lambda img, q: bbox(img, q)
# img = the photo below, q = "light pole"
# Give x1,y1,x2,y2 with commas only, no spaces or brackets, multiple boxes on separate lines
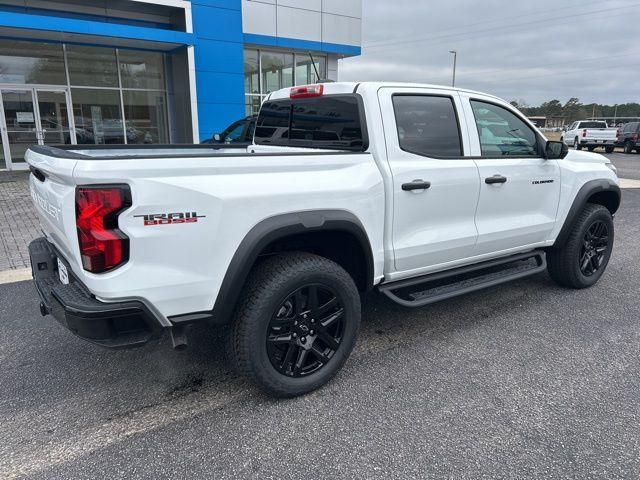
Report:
449,50,457,87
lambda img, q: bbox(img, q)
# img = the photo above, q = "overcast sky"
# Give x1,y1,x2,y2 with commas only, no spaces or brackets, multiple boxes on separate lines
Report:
338,0,640,106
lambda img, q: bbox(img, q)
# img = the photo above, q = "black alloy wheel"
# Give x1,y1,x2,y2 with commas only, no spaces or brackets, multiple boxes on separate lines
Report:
230,252,361,397
266,284,345,378
547,203,614,289
579,220,610,277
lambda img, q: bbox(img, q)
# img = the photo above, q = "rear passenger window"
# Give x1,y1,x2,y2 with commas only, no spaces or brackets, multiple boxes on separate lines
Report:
392,95,462,158
470,100,538,157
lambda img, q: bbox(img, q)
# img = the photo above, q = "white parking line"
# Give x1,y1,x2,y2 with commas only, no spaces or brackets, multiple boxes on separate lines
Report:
0,268,32,285
620,178,640,189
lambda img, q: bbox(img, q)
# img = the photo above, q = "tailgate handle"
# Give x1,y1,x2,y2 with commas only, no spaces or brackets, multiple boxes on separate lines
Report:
29,166,46,182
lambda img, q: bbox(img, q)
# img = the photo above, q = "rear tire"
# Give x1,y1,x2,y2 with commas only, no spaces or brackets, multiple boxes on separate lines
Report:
624,141,634,154
230,252,361,397
547,204,614,289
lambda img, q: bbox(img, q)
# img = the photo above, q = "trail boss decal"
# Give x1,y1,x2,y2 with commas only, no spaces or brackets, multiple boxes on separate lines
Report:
134,212,206,226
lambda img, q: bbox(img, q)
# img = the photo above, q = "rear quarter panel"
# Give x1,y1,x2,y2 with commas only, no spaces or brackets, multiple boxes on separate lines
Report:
71,153,385,318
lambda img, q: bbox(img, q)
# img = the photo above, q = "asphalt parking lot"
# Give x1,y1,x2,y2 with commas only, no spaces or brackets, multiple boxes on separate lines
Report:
606,151,640,180
1,158,640,479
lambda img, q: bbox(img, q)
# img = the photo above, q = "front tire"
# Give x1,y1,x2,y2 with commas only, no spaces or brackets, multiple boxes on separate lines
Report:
230,252,361,397
547,204,614,289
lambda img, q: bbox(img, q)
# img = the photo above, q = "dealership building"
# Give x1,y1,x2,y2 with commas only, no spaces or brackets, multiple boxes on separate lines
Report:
0,0,362,170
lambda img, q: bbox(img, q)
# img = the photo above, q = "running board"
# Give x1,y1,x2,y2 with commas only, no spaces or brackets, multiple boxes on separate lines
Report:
379,251,547,308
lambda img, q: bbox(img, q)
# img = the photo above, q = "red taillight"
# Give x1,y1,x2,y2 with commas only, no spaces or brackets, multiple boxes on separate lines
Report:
76,186,131,273
582,129,587,138
290,84,324,99
616,128,621,139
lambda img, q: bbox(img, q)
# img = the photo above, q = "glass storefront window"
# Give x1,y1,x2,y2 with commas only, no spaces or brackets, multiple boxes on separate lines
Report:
296,56,326,85
119,50,165,90
66,45,118,87
123,90,169,144
245,95,262,116
71,88,125,144
244,49,260,95
0,40,171,165
261,51,294,95
245,48,327,116
0,40,66,85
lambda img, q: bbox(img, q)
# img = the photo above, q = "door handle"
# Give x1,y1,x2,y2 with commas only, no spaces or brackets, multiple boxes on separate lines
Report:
485,175,507,184
402,180,431,191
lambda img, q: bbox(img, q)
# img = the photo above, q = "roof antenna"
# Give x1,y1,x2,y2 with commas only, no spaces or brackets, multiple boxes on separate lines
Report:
307,52,334,83
308,52,321,80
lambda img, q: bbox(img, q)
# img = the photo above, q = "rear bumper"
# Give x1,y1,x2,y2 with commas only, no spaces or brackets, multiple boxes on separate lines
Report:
28,237,165,349
579,139,616,147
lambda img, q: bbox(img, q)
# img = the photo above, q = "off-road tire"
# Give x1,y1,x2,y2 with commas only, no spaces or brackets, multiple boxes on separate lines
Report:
547,203,614,289
230,252,361,397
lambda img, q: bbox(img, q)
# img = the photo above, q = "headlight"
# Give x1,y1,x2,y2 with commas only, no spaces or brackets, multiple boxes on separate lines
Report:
606,163,617,174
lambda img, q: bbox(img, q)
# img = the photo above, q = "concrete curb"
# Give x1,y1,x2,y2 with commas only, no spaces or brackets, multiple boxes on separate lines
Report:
620,178,640,189
0,268,32,285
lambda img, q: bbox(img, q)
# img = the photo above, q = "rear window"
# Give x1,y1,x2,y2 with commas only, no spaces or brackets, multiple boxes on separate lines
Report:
579,121,608,129
255,95,366,151
393,95,462,158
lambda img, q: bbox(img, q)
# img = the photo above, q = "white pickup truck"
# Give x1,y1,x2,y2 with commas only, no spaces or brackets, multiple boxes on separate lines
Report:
26,82,621,397
561,120,618,153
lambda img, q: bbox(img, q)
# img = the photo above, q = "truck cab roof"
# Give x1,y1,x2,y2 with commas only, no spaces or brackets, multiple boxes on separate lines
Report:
267,81,503,103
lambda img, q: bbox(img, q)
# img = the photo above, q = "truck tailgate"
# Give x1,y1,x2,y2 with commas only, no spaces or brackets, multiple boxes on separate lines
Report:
26,149,80,269
586,129,617,141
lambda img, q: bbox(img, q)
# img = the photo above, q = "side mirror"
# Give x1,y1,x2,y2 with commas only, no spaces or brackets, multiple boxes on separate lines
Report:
545,140,568,160
213,133,222,142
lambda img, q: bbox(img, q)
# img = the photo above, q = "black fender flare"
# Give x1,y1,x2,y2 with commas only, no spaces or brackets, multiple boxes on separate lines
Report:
553,179,621,248
206,210,374,325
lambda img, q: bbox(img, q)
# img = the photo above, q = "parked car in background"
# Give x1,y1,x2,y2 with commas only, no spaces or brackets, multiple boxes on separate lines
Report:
616,121,640,154
561,121,618,153
202,116,256,145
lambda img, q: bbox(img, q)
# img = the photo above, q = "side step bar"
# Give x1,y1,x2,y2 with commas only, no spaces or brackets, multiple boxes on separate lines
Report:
379,251,547,308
